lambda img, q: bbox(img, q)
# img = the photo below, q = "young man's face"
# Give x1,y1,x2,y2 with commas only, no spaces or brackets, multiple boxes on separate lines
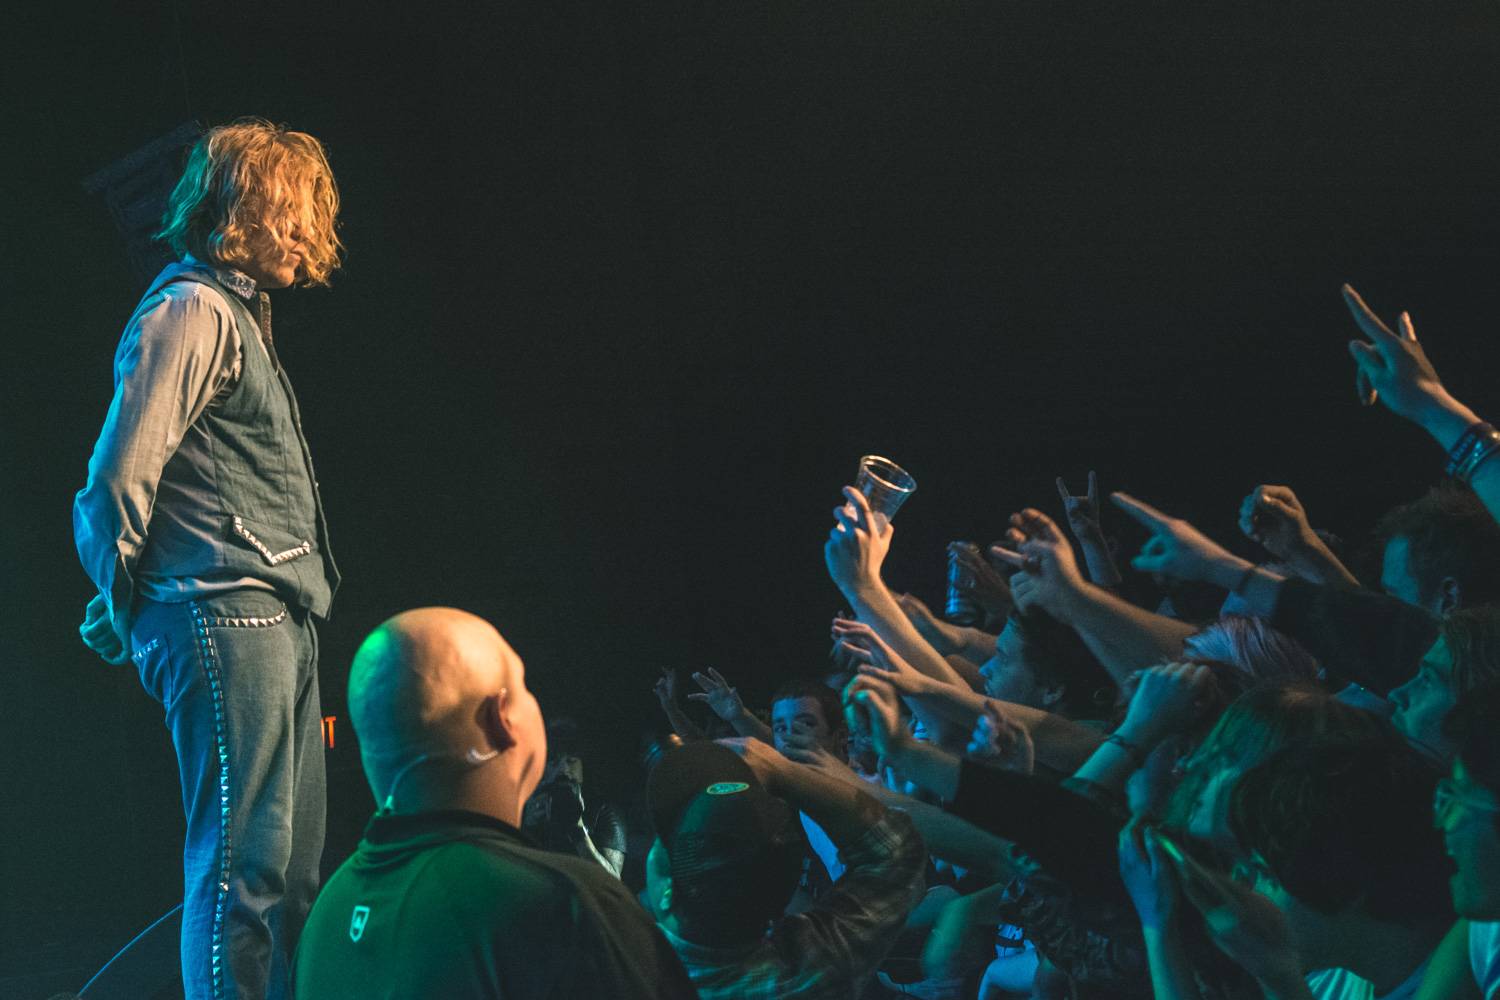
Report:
1437,758,1500,919
1389,637,1458,761
978,621,1055,709
771,697,838,756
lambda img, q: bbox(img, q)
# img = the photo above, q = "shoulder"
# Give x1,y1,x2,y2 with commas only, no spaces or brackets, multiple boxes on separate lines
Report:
122,277,241,361
143,278,238,327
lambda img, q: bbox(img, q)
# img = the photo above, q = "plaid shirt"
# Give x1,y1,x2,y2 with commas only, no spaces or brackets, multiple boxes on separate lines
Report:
659,810,926,1000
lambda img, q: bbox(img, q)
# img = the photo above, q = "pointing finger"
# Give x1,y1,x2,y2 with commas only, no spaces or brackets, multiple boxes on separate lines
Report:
1341,284,1398,342
1110,491,1171,529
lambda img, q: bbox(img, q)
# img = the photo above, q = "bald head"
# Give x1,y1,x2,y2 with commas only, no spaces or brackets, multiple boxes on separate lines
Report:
349,608,542,810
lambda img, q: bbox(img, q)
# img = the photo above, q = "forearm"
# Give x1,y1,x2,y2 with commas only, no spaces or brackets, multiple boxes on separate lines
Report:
776,756,891,844
1071,733,1147,795
1281,538,1361,591
943,654,985,693
949,627,1000,667
945,758,1127,903
907,678,1105,773
1417,393,1500,529
899,676,985,749
1269,577,1438,694
848,581,973,690
1141,924,1205,1000
658,701,706,741
727,709,774,743
1075,529,1123,589
1056,583,1196,688
863,783,1019,880
885,737,963,802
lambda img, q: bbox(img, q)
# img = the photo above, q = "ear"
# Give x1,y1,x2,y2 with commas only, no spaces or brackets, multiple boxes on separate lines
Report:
1438,576,1462,616
478,689,517,754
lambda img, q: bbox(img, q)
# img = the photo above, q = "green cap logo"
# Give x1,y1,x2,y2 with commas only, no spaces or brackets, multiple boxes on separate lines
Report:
706,781,750,796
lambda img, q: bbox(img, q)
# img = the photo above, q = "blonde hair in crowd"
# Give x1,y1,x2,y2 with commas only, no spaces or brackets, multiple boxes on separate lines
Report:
157,118,343,286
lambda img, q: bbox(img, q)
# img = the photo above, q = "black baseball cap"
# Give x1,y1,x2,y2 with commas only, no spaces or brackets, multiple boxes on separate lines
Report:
647,743,802,929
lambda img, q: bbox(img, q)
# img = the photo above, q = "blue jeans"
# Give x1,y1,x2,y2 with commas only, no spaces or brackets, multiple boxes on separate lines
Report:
132,589,325,1000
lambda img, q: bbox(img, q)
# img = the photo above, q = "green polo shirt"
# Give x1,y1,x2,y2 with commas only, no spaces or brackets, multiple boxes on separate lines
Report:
294,809,698,999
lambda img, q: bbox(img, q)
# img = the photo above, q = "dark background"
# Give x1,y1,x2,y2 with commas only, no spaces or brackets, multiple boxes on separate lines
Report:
3,1,1500,994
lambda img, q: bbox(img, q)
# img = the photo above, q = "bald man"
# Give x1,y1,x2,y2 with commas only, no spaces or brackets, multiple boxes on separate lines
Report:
293,608,698,999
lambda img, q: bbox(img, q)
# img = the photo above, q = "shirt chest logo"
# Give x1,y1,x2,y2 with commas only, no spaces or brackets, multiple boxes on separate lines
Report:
349,905,371,942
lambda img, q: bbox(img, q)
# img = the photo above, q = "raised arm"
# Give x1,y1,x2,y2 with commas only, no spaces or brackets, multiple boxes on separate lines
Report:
1057,471,1124,588
1238,484,1360,590
895,592,999,667
824,486,973,692
991,507,1193,689
1344,284,1500,528
653,668,707,742
685,668,773,743
838,628,1104,772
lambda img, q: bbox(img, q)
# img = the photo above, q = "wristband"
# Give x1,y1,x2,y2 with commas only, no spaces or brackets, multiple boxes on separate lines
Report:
1446,421,1500,483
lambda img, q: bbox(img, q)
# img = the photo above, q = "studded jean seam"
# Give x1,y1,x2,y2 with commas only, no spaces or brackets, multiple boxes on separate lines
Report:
190,601,232,1000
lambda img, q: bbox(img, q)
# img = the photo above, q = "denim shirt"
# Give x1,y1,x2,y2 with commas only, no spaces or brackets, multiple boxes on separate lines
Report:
74,256,338,620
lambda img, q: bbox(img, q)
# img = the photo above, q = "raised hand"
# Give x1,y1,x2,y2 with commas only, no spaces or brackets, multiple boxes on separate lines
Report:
780,721,847,772
1056,471,1104,539
1237,485,1317,559
653,667,680,708
825,486,895,601
988,507,1088,616
842,674,910,764
1110,492,1244,587
687,667,748,722
948,542,1013,618
1117,820,1179,930
833,616,929,695
1342,284,1449,422
966,700,1035,774
1117,662,1215,746
80,593,130,665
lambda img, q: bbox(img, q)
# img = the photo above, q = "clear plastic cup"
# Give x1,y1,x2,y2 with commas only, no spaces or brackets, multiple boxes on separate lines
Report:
855,455,916,527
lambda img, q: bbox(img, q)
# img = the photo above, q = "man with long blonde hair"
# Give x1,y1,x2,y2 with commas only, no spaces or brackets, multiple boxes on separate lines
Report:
74,118,344,1000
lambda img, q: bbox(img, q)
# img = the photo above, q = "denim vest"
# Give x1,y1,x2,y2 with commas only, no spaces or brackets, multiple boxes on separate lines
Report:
133,266,340,617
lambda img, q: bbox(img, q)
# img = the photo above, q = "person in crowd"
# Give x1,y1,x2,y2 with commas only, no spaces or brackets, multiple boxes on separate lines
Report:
293,608,698,999
74,119,344,1000
1120,731,1452,1000
644,737,925,999
521,717,629,878
1375,483,1500,616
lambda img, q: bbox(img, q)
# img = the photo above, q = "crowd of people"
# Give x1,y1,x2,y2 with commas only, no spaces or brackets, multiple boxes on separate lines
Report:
295,282,1500,998
71,120,1500,999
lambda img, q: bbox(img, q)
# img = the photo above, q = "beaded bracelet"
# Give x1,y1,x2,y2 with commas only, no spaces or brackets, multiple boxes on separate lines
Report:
1446,422,1500,483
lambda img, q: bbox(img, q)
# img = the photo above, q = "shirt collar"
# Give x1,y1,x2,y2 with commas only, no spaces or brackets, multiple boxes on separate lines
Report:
182,253,258,300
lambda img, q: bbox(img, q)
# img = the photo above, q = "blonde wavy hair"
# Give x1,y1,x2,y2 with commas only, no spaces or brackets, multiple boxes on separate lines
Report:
157,118,343,286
